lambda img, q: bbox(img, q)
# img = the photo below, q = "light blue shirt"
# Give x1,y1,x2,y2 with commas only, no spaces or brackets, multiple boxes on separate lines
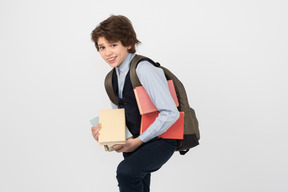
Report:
112,53,180,143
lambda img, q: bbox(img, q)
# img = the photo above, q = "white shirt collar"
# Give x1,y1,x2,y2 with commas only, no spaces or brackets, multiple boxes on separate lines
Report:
116,53,135,74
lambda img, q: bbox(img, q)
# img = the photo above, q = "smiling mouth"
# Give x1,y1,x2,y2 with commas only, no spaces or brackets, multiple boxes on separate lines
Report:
107,56,117,63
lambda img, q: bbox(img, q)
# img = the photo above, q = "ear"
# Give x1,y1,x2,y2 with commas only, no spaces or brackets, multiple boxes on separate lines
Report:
127,45,132,50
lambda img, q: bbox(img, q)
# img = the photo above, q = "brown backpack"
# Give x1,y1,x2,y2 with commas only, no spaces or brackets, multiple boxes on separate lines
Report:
105,55,200,155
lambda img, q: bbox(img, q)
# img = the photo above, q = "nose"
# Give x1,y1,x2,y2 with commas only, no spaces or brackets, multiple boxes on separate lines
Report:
105,47,112,56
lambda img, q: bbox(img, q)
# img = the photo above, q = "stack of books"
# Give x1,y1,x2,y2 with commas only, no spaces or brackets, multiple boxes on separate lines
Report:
134,80,184,140
90,109,132,152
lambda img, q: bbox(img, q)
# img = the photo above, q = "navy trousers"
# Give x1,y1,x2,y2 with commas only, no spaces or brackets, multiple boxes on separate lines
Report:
116,138,177,192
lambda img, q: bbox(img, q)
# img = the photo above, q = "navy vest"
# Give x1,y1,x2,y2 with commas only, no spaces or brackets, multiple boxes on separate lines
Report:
112,69,141,137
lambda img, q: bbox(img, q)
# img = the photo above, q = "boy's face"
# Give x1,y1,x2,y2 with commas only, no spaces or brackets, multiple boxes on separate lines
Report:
97,36,131,68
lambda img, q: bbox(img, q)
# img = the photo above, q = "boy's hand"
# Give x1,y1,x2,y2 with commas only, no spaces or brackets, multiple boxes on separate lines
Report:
113,137,143,153
91,123,101,141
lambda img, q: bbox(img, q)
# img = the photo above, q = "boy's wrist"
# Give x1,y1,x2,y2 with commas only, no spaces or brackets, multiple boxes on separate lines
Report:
134,137,144,147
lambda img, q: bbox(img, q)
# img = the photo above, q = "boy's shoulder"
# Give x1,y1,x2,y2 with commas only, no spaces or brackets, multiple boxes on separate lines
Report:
135,59,159,73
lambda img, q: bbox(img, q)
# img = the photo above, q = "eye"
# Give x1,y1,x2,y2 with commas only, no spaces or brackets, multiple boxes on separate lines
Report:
99,46,105,50
111,44,117,47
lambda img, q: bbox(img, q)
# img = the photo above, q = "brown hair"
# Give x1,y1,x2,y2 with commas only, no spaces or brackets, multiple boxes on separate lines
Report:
91,15,141,53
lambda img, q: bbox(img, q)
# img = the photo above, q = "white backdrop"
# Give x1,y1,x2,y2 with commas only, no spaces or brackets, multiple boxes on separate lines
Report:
1,0,287,191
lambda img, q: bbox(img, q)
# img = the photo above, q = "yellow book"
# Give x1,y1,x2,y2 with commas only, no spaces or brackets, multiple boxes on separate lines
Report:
98,109,126,145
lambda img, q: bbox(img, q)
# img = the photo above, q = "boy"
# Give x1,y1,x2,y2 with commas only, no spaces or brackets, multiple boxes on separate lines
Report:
91,15,180,192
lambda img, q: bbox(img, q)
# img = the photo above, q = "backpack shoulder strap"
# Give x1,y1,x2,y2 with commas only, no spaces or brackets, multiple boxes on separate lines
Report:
130,54,160,89
104,68,118,106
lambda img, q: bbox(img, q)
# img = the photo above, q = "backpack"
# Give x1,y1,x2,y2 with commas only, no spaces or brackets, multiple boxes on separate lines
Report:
105,55,200,155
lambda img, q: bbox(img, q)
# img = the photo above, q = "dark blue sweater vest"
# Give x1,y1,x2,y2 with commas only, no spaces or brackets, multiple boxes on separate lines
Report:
112,69,141,137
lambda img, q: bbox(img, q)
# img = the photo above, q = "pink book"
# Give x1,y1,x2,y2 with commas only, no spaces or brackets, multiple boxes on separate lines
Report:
133,80,179,115
140,111,184,139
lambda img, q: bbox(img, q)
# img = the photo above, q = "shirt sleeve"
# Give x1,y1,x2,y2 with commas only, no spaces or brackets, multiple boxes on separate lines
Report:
136,60,180,143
